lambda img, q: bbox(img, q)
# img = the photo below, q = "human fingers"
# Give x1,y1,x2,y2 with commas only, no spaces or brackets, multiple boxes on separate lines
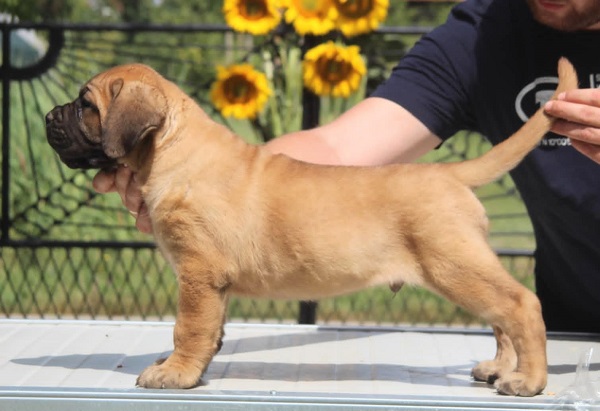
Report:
113,165,144,213
570,137,600,165
550,118,600,147
113,166,152,232
549,116,600,164
135,203,153,234
113,164,133,199
544,90,600,129
545,90,600,163
92,168,117,193
555,88,600,107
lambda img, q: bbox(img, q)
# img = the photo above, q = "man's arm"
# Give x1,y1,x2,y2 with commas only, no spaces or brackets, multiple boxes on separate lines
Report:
266,97,442,166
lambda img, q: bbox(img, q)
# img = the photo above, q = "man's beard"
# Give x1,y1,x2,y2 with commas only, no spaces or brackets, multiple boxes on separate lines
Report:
526,0,600,31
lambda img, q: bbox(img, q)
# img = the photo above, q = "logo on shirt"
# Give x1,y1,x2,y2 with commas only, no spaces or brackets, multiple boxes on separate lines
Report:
514,76,569,151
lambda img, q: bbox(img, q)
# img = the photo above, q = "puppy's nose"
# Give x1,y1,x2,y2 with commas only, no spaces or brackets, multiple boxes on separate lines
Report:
45,106,63,125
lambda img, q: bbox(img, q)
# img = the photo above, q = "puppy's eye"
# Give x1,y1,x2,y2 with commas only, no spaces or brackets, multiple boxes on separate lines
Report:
78,88,96,110
81,97,94,109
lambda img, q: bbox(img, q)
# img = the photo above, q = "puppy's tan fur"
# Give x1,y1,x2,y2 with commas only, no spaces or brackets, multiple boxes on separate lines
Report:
76,59,577,395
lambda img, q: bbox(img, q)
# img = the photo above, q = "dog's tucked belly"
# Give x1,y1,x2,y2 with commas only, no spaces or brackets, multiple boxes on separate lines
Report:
226,258,421,300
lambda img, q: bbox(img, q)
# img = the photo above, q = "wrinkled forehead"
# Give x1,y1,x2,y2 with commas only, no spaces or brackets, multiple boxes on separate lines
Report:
92,64,159,84
81,64,160,97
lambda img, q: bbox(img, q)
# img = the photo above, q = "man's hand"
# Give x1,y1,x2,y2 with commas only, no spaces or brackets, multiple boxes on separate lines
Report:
545,89,600,164
92,166,153,234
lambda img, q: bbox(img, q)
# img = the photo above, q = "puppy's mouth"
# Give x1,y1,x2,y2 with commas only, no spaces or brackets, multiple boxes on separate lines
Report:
59,154,117,170
45,104,117,170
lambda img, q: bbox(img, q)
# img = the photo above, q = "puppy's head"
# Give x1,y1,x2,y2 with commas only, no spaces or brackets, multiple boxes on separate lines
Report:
45,64,167,169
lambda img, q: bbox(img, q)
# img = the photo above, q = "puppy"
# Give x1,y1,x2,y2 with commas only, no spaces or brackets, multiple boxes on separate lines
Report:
45,58,578,395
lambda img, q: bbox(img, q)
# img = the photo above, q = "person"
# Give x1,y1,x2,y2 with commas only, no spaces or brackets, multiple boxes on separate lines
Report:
93,0,600,333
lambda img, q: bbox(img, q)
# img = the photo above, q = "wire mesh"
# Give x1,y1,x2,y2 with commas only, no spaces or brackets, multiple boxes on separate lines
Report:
0,22,535,325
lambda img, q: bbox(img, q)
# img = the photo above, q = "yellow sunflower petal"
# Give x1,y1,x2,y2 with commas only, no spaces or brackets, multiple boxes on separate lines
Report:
223,0,282,35
302,41,366,97
282,0,337,36
333,0,388,37
211,64,272,120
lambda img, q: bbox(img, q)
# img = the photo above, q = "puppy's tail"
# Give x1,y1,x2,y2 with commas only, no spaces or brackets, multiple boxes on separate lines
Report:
447,57,578,188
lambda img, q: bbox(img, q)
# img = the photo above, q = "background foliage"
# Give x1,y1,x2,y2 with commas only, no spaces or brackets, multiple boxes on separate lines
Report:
1,0,453,27
0,1,535,325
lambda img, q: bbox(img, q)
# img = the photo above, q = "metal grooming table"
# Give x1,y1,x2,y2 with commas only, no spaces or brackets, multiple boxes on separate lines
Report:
0,319,599,410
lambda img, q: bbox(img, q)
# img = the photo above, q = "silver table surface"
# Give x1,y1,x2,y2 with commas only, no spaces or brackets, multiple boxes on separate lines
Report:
1,319,599,410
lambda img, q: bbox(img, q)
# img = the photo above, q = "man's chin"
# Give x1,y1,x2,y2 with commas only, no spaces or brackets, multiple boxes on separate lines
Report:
527,0,600,32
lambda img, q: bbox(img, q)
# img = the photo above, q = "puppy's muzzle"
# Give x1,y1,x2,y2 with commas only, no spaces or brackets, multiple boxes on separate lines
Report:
45,105,116,170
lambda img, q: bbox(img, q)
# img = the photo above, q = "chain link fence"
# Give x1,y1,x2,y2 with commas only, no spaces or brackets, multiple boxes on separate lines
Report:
0,21,535,326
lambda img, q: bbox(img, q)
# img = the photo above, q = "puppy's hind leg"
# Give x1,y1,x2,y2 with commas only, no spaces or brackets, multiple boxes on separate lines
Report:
472,325,517,384
488,286,547,397
424,243,546,396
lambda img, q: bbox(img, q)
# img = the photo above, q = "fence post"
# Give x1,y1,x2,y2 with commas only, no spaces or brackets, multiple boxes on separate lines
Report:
297,35,321,325
1,25,11,244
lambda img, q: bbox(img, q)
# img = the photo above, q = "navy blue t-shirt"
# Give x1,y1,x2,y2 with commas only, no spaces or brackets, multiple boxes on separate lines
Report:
372,0,600,332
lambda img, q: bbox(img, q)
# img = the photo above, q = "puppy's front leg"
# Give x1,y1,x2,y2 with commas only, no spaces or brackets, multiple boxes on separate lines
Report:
136,271,228,389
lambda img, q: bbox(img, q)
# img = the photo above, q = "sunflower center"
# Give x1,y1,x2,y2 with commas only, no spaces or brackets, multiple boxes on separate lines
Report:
334,0,374,19
291,0,324,17
239,0,269,20
316,55,352,84
223,75,258,104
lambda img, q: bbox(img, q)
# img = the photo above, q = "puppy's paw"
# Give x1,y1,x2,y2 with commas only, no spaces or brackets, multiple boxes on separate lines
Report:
136,357,204,389
472,359,514,384
494,372,545,397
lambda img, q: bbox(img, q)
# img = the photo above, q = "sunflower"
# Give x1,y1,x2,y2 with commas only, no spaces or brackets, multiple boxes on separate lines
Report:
223,0,282,35
302,41,366,97
332,0,389,37
210,64,272,119
282,0,337,36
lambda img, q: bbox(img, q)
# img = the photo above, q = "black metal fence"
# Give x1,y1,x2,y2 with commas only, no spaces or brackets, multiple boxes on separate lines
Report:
0,21,535,325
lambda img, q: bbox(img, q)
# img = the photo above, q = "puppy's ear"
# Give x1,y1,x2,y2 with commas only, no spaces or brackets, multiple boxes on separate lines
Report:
102,78,167,158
